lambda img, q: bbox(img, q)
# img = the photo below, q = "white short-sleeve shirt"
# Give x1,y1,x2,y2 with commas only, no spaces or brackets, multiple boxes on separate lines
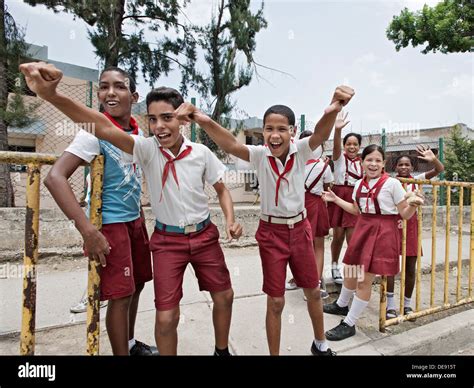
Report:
247,137,314,217
304,156,334,196
333,153,363,186
126,135,226,226
400,172,426,192
352,176,406,215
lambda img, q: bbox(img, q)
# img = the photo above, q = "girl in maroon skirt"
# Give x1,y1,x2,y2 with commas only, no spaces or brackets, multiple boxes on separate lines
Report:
386,145,445,319
321,145,424,341
328,111,363,284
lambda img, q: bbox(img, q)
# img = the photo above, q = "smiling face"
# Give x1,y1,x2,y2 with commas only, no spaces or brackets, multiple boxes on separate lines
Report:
147,100,184,150
344,135,360,159
395,156,413,177
97,70,137,124
362,150,385,179
263,113,293,160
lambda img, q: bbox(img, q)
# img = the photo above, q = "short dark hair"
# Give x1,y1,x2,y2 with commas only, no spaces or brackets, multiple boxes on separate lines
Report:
298,130,313,139
394,154,413,166
263,105,295,126
299,130,325,152
361,144,385,160
343,132,362,146
146,87,184,110
100,67,136,93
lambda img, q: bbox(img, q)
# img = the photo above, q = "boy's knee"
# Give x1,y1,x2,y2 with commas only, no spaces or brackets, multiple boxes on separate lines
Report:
156,310,180,335
213,289,234,307
267,296,285,315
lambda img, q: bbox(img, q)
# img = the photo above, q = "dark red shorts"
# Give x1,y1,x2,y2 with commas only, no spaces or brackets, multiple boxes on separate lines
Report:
328,185,358,228
305,192,330,237
150,222,231,311
98,217,152,301
255,218,319,297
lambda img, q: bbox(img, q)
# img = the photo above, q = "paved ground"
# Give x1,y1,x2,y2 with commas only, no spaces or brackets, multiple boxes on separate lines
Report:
0,230,472,355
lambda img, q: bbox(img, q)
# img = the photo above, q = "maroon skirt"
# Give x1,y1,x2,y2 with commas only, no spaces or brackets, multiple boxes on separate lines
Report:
343,213,400,276
397,212,422,257
305,192,330,237
328,185,358,228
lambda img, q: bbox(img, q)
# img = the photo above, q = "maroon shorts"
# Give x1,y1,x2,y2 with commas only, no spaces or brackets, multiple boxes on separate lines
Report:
305,192,330,237
343,214,400,276
328,185,358,228
255,218,319,297
97,217,152,301
150,222,231,311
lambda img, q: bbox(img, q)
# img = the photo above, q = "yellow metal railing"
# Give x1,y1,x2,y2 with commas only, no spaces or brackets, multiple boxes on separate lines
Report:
0,151,104,355
379,178,474,331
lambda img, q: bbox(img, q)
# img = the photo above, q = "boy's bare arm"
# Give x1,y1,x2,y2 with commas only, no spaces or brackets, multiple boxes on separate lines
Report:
309,86,355,151
213,181,243,241
175,103,250,162
44,152,109,266
19,62,134,154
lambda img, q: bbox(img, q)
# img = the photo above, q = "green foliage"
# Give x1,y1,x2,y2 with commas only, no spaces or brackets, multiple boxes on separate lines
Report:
444,125,474,182
195,0,266,156
386,0,474,54
23,0,200,93
444,124,473,205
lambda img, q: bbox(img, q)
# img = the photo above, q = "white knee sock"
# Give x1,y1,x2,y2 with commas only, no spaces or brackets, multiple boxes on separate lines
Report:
336,285,355,308
404,296,412,308
386,292,396,310
343,296,369,327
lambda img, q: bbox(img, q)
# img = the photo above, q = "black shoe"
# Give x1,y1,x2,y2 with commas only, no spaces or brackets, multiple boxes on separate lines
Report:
403,307,416,321
325,320,356,341
213,347,232,356
323,300,349,316
129,340,159,356
311,342,336,356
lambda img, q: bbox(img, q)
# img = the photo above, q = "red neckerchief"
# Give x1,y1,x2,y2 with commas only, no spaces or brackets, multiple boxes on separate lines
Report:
306,159,319,165
268,154,295,206
305,158,330,192
159,145,193,202
357,173,390,214
396,174,417,192
344,153,362,185
103,111,139,172
103,111,139,135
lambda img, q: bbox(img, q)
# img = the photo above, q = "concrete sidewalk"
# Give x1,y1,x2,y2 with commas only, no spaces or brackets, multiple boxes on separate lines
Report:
0,236,472,355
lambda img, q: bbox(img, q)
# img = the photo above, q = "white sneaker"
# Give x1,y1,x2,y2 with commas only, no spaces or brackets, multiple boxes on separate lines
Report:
331,267,344,285
320,288,329,299
285,279,300,290
70,296,108,314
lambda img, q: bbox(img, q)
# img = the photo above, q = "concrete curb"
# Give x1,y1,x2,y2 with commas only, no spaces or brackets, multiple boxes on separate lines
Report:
340,308,474,355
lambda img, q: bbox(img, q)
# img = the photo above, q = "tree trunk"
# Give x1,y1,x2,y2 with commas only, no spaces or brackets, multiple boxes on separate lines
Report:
104,0,125,67
0,0,14,207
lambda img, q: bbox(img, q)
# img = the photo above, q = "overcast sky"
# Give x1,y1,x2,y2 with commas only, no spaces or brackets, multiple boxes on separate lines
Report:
6,0,473,134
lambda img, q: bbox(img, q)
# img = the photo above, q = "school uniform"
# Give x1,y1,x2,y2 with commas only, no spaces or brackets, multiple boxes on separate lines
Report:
328,153,362,228
127,134,231,311
396,173,425,257
342,173,406,276
66,113,152,301
304,156,334,237
247,138,322,297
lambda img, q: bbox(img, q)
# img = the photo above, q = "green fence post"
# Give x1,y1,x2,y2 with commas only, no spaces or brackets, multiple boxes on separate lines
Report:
439,137,445,206
381,128,386,151
191,97,196,142
300,114,305,134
